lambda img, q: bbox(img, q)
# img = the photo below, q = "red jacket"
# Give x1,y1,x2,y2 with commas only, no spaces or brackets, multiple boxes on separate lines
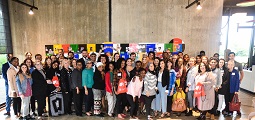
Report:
105,71,113,93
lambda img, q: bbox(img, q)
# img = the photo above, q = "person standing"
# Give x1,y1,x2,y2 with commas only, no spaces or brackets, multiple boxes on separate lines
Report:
194,62,216,120
155,60,169,118
60,59,72,114
16,63,33,119
7,57,21,118
2,53,13,116
217,59,230,116
185,57,198,116
114,58,128,119
32,61,47,120
92,62,105,117
225,60,241,116
45,60,61,116
79,49,89,70
228,52,244,82
82,60,94,116
166,59,176,117
208,58,222,119
126,69,144,119
141,63,157,120
24,58,37,117
72,61,84,116
105,62,116,117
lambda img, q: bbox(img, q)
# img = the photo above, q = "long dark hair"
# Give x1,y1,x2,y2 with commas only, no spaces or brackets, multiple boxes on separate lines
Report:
175,58,184,69
23,58,34,68
198,62,210,73
106,62,115,72
219,58,227,70
116,58,126,70
154,57,161,67
17,63,30,76
97,54,109,64
148,51,155,60
159,59,166,70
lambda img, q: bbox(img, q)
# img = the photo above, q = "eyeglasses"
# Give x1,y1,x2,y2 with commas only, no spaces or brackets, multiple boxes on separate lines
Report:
86,62,92,64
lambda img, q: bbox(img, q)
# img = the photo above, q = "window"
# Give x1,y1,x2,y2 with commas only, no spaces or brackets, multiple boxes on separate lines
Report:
220,13,254,64
0,0,12,54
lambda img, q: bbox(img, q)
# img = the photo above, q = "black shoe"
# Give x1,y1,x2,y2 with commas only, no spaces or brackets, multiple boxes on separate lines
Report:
185,110,192,116
4,112,10,116
215,110,220,116
236,111,241,116
19,116,23,120
96,113,104,117
196,115,205,120
32,112,37,116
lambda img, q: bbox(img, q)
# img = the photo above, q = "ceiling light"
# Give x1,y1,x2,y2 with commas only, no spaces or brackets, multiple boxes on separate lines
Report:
197,2,202,10
29,8,34,15
236,0,255,7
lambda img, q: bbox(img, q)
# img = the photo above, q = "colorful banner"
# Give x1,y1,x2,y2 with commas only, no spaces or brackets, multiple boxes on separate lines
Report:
45,41,185,59
87,44,96,53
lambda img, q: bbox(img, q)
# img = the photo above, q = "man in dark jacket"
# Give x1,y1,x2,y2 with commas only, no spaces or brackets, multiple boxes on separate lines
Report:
2,53,13,116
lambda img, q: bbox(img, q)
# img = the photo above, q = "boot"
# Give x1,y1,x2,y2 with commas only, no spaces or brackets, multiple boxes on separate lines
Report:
185,110,192,116
206,112,211,118
210,114,215,120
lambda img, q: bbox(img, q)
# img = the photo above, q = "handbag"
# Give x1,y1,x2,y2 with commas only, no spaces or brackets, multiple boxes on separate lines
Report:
229,94,241,111
194,82,206,98
52,76,60,88
172,90,186,112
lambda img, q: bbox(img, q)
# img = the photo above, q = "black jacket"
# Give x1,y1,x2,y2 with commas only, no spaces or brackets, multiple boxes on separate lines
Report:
93,68,105,90
32,69,47,96
72,69,83,89
218,68,230,95
46,68,60,94
60,68,72,93
156,68,170,90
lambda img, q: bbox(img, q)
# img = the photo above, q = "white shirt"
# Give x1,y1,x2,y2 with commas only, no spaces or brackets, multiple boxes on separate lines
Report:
157,71,163,82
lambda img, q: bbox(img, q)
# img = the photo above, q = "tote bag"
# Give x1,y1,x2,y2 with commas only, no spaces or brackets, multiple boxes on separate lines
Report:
229,94,241,111
172,90,186,112
194,82,206,98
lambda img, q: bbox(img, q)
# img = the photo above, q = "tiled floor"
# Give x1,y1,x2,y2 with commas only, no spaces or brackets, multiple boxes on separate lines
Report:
0,90,254,120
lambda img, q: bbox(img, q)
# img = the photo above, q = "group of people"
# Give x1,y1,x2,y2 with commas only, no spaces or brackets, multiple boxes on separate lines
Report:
1,49,243,120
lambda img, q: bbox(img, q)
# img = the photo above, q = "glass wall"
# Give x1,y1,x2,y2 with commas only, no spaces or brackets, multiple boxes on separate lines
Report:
0,0,12,104
220,13,254,64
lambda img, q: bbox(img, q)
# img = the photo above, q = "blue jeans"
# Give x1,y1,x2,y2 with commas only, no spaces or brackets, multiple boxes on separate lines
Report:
155,82,167,113
5,83,11,112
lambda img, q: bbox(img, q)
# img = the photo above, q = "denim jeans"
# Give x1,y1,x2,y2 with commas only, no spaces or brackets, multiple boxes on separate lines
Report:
5,83,11,112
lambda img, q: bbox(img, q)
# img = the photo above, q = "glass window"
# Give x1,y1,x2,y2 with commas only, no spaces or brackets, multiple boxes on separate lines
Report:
0,0,12,54
220,13,254,64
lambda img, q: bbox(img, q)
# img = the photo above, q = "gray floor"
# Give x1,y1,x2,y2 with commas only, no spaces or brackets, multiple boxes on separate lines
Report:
0,89,254,120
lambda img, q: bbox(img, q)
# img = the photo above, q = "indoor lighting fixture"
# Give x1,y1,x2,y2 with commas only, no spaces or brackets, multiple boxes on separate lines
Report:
196,2,202,10
29,8,34,15
236,0,255,7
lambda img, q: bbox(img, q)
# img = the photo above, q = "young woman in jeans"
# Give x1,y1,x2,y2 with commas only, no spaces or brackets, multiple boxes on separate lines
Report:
16,63,33,119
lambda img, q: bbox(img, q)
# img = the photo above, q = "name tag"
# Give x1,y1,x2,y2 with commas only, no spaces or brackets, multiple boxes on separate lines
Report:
232,73,235,75
234,67,238,70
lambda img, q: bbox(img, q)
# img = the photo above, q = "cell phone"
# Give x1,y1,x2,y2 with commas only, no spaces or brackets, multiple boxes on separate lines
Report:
117,72,122,77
